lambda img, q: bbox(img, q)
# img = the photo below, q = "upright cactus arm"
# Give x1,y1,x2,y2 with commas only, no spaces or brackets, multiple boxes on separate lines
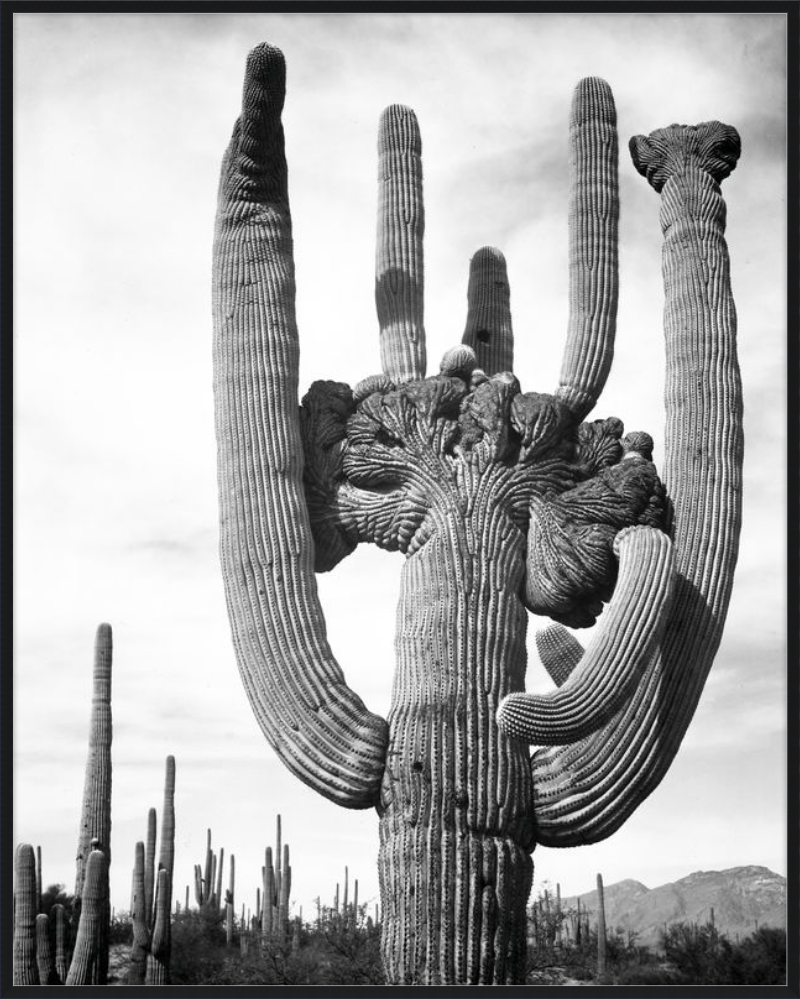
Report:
213,43,388,807
376,104,426,384
497,525,674,745
461,247,513,375
157,756,175,900
526,122,743,845
556,78,619,422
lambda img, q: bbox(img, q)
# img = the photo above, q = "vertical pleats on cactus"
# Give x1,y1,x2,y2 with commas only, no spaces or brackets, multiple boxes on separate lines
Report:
128,841,149,985
66,848,108,985
146,868,171,984
13,844,39,985
557,77,619,421
75,625,112,898
461,247,513,375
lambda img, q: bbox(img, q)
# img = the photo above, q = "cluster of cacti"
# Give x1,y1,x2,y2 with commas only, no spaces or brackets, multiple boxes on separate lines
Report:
193,827,225,910
14,625,113,986
128,755,176,985
260,814,292,942
212,43,744,986
13,625,180,988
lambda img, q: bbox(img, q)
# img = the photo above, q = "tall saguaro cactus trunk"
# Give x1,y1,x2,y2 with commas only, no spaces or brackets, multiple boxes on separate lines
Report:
213,44,743,985
380,512,533,983
73,623,112,984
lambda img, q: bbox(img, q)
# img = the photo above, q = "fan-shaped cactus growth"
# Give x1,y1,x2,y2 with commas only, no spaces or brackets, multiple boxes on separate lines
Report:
212,44,743,985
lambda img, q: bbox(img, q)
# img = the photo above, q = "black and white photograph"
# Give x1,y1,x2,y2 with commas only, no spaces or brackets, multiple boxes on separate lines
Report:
10,8,793,988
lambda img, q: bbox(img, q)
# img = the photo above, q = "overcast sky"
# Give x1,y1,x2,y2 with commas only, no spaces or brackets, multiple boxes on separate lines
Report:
14,12,787,926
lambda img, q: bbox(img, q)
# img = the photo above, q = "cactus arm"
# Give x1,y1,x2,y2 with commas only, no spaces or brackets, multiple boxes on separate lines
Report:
157,756,175,892
213,43,388,807
462,247,514,375
144,806,156,927
556,78,619,421
376,105,426,384
497,525,674,744
13,844,39,985
529,123,743,845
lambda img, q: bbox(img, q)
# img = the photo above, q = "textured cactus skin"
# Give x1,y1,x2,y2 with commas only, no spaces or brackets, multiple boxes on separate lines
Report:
74,622,112,983
36,913,59,985
128,841,149,985
213,45,743,984
144,806,156,927
462,247,513,375
13,844,39,985
53,903,69,983
146,869,171,984
65,848,107,985
376,105,426,384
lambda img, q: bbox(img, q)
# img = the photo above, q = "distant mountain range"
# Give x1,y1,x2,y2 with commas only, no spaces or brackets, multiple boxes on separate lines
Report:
560,866,786,949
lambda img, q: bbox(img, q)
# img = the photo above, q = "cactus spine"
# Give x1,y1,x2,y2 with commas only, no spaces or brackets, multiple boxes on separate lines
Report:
213,45,744,985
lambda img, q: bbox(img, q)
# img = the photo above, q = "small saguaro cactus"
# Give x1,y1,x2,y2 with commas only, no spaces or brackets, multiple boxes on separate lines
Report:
13,844,39,985
212,44,743,985
66,848,108,986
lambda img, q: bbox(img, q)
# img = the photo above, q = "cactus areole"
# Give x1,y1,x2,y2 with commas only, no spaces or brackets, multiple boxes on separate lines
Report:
212,44,743,985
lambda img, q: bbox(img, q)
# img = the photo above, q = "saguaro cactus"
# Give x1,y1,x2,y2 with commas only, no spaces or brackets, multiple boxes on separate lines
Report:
212,44,743,985
13,844,39,985
74,622,112,984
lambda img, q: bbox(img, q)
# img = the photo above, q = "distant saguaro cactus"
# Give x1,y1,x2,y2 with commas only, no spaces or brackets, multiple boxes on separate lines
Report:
74,622,112,984
213,44,743,984
66,848,108,986
13,844,39,985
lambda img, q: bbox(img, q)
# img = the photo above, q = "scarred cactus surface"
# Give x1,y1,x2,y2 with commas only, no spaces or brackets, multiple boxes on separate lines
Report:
212,44,742,985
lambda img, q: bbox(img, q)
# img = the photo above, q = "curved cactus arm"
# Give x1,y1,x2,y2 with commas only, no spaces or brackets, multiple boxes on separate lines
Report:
376,104,426,384
461,247,514,374
497,526,674,744
529,122,743,845
213,43,388,808
556,78,619,422
535,624,585,687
